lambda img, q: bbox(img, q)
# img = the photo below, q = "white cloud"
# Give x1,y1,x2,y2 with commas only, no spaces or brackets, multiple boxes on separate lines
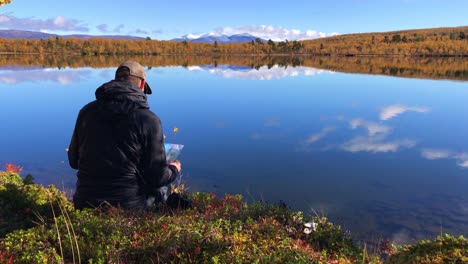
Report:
349,118,390,136
0,69,91,85
213,25,338,41
0,76,16,84
113,24,125,33
380,105,430,121
135,29,148,35
191,65,330,80
97,24,109,33
306,30,328,38
455,153,468,168
343,117,416,153
187,66,203,71
0,14,88,32
421,149,451,160
0,15,11,23
305,127,335,144
457,159,468,168
84,23,129,34
420,149,468,169
342,135,416,153
53,16,66,27
186,33,204,39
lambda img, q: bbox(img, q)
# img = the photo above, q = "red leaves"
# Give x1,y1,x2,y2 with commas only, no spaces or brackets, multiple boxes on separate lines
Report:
0,252,13,264
294,238,311,251
4,163,22,174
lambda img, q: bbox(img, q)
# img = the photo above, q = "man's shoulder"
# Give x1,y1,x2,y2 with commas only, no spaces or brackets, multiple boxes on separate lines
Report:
134,108,161,123
133,109,163,134
78,101,98,115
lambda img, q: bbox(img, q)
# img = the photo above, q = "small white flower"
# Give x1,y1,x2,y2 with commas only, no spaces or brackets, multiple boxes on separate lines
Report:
303,222,318,234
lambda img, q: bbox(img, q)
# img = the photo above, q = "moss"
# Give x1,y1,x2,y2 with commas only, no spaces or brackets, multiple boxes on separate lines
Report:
387,234,467,264
0,169,466,263
0,171,72,236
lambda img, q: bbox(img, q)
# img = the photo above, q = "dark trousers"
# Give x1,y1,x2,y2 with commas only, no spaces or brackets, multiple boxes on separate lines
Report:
146,185,172,207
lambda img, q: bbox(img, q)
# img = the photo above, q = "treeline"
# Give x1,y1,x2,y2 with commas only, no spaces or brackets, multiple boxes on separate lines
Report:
0,26,466,57
1,55,466,81
302,26,467,57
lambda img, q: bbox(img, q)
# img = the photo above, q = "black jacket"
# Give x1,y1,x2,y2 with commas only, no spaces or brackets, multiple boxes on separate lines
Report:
68,80,178,209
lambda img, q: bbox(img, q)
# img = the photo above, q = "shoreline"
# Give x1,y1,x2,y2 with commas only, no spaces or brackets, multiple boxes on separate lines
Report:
1,170,466,263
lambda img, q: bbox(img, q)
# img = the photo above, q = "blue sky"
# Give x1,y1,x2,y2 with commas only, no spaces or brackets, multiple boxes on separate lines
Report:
1,0,467,40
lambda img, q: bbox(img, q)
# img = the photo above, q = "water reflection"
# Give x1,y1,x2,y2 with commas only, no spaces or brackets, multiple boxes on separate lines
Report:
380,105,430,121
0,62,467,243
342,135,416,153
186,65,330,80
421,148,452,160
0,64,329,83
0,68,92,84
299,106,429,154
349,118,390,136
421,149,468,168
1,55,466,81
304,126,335,145
344,117,417,153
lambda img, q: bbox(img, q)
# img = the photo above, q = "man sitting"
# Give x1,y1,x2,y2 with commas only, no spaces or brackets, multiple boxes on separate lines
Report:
68,61,181,210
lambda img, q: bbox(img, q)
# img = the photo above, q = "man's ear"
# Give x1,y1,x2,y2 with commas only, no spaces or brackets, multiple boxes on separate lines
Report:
140,80,146,91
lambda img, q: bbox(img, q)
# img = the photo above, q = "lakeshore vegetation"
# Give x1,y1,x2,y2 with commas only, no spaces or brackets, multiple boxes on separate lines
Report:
1,26,466,81
0,164,467,263
2,54,467,81
0,26,466,57
0,26,467,263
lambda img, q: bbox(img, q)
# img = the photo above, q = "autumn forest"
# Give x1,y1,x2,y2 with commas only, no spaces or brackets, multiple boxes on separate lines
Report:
1,26,467,81
0,26,466,57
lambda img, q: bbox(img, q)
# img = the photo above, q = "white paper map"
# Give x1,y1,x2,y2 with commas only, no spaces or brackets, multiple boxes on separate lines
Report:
165,143,184,161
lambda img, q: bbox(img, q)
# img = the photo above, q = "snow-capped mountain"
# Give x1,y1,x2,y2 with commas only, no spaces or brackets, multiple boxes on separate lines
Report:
171,33,266,43
0,29,145,40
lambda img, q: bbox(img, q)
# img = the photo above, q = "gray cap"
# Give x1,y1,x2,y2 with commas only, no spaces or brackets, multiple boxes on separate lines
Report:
116,61,152,94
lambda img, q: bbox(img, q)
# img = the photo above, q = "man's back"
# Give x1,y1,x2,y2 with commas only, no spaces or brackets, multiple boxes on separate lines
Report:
68,79,178,209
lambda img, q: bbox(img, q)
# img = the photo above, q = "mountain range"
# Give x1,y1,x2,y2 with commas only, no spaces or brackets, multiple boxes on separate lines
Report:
0,29,145,40
171,33,266,43
0,29,265,43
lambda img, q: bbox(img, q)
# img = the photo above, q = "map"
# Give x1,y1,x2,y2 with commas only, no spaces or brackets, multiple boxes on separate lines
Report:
165,143,184,161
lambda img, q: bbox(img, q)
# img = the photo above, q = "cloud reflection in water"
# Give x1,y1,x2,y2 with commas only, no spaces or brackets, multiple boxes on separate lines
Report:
299,103,430,154
421,149,468,168
380,105,430,121
342,135,416,153
421,149,452,160
304,126,335,145
187,65,331,80
349,118,390,136
0,68,92,85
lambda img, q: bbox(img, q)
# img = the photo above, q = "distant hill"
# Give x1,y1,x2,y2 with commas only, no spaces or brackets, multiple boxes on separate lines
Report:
172,33,266,43
0,29,145,40
300,26,467,56
0,26,465,58
303,26,467,44
0,29,264,43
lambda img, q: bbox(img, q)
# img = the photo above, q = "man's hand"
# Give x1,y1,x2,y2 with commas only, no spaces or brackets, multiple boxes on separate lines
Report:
168,160,182,173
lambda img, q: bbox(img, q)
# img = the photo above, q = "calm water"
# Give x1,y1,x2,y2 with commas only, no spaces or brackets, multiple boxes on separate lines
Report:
1,63,467,243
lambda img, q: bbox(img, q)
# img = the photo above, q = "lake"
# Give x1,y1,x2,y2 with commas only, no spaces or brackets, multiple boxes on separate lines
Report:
0,56,467,243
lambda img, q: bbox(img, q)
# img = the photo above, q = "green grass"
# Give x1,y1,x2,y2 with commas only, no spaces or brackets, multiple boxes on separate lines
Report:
0,170,466,263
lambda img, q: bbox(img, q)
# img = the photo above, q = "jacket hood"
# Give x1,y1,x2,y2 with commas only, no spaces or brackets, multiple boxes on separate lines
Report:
95,80,149,115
